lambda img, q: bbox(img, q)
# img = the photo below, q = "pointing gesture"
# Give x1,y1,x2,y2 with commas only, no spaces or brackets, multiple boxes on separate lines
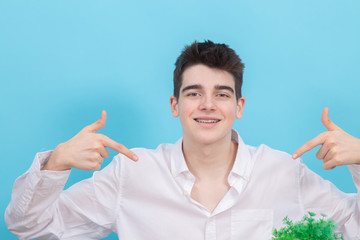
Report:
42,111,138,171
292,108,360,170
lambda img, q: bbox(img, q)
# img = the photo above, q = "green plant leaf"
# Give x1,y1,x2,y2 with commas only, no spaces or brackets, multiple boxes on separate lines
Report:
272,212,343,240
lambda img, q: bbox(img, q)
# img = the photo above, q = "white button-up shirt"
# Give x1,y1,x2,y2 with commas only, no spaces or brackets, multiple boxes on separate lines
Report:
5,130,360,239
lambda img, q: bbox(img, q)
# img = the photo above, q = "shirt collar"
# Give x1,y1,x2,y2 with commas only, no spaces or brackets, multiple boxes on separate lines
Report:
170,137,189,177
170,129,253,181
230,129,253,181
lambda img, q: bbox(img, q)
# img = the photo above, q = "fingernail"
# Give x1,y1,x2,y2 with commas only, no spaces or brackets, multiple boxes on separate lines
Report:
292,154,298,159
133,155,138,161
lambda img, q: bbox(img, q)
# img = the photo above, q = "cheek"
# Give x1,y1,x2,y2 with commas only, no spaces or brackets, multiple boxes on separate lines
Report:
227,111,237,122
178,102,194,120
220,103,238,119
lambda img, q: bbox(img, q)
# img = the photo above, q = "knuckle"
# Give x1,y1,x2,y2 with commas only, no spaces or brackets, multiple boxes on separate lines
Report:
328,148,338,158
90,162,99,170
91,152,100,161
90,145,99,151
332,145,339,153
323,164,330,170
85,165,93,171
91,143,103,152
332,153,340,163
327,139,337,147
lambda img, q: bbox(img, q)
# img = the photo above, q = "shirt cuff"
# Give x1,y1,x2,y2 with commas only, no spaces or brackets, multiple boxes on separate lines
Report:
32,150,71,188
8,151,71,221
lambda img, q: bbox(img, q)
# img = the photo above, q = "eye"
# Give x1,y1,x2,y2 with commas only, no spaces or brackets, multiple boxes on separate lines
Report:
217,93,230,98
187,92,200,97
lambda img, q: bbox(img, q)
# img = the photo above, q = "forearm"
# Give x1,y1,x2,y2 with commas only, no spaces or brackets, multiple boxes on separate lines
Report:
6,150,122,239
5,151,70,239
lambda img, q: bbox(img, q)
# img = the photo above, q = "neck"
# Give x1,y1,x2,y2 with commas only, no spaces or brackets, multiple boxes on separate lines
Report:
182,134,237,182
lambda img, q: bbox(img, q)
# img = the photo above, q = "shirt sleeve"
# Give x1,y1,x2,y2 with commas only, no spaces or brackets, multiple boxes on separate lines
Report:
349,164,360,207
299,162,360,239
5,151,122,240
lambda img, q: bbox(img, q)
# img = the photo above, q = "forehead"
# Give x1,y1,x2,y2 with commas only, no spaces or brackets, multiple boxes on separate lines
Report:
181,64,235,89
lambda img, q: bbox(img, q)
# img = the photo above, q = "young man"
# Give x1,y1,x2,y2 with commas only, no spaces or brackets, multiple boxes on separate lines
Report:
5,41,360,239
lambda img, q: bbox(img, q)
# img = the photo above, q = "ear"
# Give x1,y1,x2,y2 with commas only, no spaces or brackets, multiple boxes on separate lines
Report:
170,95,179,118
236,97,245,119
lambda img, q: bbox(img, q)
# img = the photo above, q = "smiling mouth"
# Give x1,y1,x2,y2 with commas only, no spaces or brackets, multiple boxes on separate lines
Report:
194,119,221,123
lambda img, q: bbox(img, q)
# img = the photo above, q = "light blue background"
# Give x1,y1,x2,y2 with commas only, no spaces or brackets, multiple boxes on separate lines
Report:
1,0,359,239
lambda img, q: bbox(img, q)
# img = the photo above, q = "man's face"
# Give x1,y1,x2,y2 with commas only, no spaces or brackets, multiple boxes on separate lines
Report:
170,64,245,145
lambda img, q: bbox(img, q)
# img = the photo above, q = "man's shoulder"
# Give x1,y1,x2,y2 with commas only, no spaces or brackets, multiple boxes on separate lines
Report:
242,143,301,185
245,143,298,168
245,143,291,159
112,142,177,170
235,130,294,164
131,142,176,155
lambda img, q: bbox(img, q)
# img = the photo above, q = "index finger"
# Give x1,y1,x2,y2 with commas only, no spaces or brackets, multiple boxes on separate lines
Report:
292,132,327,159
99,134,139,161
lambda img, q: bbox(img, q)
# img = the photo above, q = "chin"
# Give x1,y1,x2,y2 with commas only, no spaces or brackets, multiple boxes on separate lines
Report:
187,130,231,145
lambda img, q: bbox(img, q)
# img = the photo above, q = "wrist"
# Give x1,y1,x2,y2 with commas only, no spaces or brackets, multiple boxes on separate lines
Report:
41,143,71,171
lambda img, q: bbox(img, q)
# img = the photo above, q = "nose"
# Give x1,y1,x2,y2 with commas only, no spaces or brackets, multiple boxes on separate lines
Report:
199,95,216,111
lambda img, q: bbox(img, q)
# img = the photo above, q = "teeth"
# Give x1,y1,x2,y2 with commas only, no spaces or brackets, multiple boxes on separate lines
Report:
195,119,220,123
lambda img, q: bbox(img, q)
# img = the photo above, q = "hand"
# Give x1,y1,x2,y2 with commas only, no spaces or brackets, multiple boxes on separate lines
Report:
292,107,360,170
42,111,138,171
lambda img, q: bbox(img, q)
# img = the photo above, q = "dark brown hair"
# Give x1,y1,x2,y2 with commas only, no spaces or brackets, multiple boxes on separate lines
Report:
173,40,245,100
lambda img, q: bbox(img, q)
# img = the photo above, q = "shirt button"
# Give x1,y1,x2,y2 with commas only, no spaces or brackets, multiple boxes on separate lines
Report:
244,175,249,181
172,172,176,177
209,217,214,222
21,201,26,206
26,189,31,194
184,190,189,196
186,173,192,180
35,172,40,178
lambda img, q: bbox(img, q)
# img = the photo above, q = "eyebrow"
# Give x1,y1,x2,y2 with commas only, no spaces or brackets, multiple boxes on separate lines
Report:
181,84,202,93
181,84,235,94
214,85,235,94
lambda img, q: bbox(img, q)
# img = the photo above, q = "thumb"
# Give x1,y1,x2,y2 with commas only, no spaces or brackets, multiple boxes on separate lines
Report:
321,107,342,131
81,110,107,133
